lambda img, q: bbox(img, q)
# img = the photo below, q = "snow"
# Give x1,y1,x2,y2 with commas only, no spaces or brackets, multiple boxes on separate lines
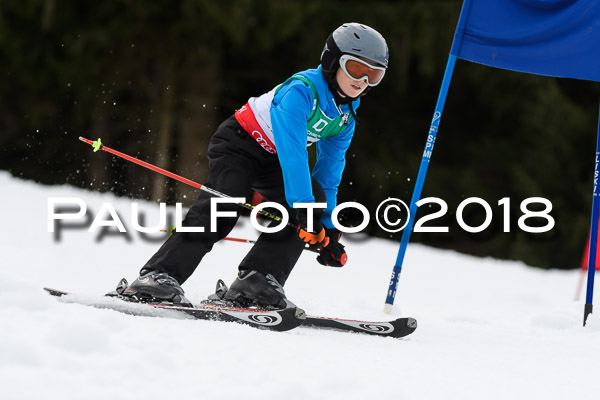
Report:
1,170,599,400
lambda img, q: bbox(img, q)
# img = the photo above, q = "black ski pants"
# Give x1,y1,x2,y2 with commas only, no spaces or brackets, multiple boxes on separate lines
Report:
142,115,325,286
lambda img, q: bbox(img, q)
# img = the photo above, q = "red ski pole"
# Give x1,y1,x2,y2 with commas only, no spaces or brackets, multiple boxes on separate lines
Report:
220,235,322,254
79,137,288,225
158,227,319,254
219,236,322,254
222,236,257,245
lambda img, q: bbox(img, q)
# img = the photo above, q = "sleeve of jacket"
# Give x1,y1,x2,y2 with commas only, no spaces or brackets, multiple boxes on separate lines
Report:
312,124,355,229
270,80,316,208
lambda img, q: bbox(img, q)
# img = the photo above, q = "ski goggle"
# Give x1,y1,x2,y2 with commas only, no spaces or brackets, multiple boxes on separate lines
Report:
339,54,386,87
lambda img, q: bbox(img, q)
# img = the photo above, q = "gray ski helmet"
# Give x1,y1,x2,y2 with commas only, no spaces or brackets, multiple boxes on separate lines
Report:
321,23,389,80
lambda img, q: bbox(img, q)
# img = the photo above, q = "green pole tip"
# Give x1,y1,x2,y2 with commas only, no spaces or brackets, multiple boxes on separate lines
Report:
167,225,176,237
92,138,102,152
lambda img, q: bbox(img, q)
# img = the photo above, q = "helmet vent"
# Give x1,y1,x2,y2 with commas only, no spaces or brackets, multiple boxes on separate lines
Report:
351,48,362,52
354,33,360,39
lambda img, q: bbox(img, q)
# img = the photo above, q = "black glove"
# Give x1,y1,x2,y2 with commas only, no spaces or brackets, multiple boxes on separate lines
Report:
295,208,326,245
317,228,347,267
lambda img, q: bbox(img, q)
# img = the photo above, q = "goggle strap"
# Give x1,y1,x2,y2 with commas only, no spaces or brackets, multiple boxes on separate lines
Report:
323,35,342,72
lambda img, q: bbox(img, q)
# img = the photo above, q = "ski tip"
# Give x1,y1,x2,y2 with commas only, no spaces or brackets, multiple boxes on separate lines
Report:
43,287,69,297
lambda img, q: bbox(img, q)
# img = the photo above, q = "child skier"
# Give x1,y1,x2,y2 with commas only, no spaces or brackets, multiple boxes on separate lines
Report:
118,22,389,309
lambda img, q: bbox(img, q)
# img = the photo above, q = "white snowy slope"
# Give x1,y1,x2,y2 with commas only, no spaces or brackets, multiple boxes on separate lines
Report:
0,170,599,400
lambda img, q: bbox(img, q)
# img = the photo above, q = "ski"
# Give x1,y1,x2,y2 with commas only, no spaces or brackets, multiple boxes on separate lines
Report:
205,279,417,338
44,287,417,338
303,314,417,338
201,299,416,338
43,287,305,332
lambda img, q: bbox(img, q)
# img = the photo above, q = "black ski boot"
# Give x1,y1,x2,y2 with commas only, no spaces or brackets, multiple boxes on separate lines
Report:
112,269,192,307
222,270,296,310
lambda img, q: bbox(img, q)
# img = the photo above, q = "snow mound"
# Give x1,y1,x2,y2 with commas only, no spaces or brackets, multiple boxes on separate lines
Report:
1,171,598,400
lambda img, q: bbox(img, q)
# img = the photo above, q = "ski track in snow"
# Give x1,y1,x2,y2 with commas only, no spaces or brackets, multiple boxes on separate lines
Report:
1,171,599,400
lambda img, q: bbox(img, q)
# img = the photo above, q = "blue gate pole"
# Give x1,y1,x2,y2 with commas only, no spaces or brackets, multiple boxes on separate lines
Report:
584,104,600,326
384,0,474,313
